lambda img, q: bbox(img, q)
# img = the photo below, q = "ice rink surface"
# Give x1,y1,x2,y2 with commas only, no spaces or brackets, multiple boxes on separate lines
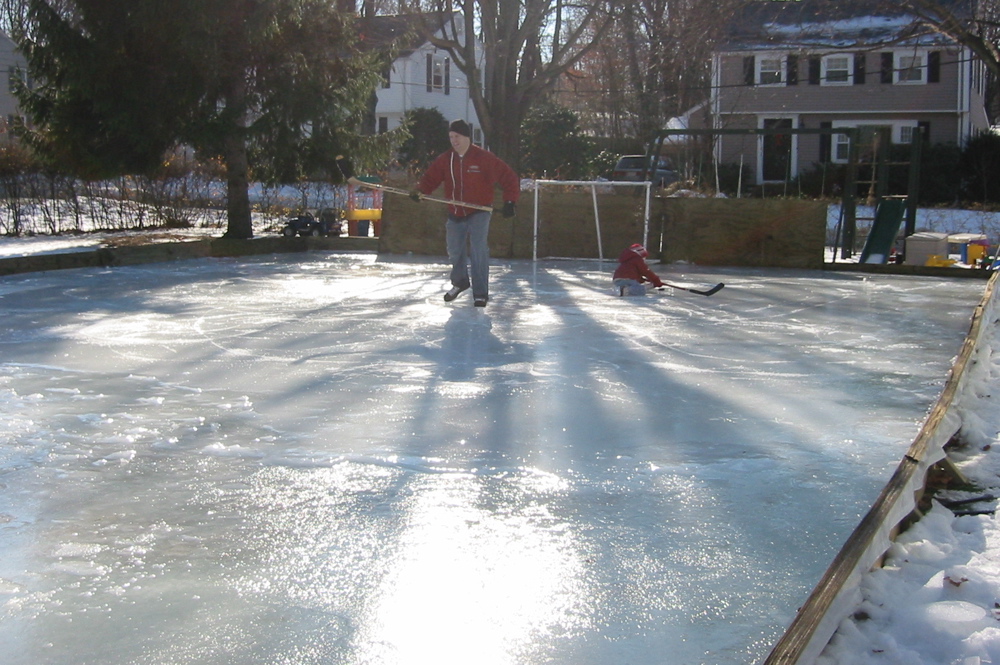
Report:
0,252,987,664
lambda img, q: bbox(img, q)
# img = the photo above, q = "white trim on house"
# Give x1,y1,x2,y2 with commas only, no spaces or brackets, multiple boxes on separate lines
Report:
956,45,971,146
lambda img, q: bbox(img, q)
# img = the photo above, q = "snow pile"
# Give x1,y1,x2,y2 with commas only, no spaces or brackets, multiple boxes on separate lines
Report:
819,295,1000,664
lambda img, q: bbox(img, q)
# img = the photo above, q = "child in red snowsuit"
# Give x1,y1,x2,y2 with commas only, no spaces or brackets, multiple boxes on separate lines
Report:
613,244,665,296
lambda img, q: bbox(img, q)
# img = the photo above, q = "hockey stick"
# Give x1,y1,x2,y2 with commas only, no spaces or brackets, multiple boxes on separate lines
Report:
347,176,495,212
334,155,494,212
658,282,725,297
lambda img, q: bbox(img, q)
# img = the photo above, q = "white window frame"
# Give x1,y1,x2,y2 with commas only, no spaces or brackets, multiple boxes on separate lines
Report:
896,123,920,144
833,132,851,162
431,56,446,90
830,120,921,163
821,54,853,86
757,55,784,86
895,52,927,85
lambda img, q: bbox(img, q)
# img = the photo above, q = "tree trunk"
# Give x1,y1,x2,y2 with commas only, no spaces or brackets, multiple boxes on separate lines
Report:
222,132,253,239
487,104,525,173
221,75,253,240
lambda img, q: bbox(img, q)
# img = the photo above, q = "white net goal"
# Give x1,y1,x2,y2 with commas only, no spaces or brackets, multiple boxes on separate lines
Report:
530,179,653,261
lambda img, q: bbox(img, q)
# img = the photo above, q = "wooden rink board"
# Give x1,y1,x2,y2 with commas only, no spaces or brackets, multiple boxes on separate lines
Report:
378,187,827,269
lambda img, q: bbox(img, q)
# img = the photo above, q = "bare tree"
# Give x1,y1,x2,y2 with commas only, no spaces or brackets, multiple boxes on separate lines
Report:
887,0,1000,117
559,0,743,143
407,0,618,170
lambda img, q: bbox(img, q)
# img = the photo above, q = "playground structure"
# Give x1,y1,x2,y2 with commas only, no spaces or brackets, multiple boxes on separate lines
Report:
643,126,929,265
345,179,383,237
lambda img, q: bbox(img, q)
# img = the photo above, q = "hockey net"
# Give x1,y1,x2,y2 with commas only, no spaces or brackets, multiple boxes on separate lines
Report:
530,180,652,261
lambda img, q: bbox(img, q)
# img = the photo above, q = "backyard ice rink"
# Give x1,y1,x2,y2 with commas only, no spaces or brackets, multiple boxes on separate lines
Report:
0,251,989,664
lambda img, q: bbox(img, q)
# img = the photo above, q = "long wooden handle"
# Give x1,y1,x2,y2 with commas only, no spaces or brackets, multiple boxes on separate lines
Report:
347,176,494,212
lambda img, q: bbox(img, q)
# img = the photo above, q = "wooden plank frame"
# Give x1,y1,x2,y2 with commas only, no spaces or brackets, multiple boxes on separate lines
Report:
763,272,999,665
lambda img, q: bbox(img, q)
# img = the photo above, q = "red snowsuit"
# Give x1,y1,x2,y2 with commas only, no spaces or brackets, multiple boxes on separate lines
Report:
417,144,520,217
613,247,665,288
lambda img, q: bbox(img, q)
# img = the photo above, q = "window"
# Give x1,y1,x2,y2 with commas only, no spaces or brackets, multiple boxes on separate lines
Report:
821,54,852,85
834,133,851,162
7,67,28,93
830,121,922,163
757,56,784,85
425,54,450,94
896,53,926,84
432,59,444,89
895,122,924,144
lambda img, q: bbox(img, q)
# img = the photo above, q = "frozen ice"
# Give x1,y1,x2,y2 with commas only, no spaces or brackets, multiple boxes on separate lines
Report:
0,252,988,664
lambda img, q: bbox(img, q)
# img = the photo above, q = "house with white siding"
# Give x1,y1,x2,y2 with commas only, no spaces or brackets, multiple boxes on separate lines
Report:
361,13,484,145
709,0,992,184
0,30,26,125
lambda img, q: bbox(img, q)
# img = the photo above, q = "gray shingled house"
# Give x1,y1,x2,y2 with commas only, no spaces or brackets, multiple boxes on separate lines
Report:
708,0,992,185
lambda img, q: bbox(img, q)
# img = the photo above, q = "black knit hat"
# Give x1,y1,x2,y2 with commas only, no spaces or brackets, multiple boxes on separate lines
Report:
449,119,471,137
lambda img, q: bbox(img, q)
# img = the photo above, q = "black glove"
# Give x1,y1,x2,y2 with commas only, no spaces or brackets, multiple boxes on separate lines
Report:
409,190,422,202
502,201,516,218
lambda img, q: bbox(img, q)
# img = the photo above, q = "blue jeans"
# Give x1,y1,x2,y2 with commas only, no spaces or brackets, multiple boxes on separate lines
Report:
613,278,647,296
446,211,491,299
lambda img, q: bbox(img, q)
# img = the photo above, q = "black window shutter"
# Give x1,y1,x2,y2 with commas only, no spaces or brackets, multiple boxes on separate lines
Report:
426,54,433,92
928,51,940,83
808,57,821,85
743,56,755,85
786,54,798,85
854,53,866,84
444,58,451,95
820,121,832,162
918,121,931,142
881,52,894,83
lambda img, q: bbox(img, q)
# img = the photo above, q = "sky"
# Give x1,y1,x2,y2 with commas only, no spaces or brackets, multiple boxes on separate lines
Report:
0,231,996,664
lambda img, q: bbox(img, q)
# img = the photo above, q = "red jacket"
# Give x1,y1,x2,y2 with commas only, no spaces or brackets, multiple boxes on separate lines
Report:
418,144,520,217
613,247,665,288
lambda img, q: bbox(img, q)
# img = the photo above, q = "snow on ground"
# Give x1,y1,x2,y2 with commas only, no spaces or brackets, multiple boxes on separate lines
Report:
818,315,1000,665
2,202,999,260
0,226,223,258
826,204,1000,241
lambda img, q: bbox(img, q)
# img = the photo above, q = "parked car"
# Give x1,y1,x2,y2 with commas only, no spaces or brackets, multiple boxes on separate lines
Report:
281,209,343,237
611,155,680,187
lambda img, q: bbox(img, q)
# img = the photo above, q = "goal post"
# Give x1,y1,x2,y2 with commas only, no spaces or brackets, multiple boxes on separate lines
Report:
531,180,652,261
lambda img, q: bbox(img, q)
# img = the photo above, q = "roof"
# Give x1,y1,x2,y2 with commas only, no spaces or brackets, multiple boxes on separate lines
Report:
357,12,454,57
721,0,971,52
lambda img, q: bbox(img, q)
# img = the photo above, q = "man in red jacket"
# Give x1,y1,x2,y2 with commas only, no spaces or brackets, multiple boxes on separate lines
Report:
411,119,520,308
613,243,665,296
